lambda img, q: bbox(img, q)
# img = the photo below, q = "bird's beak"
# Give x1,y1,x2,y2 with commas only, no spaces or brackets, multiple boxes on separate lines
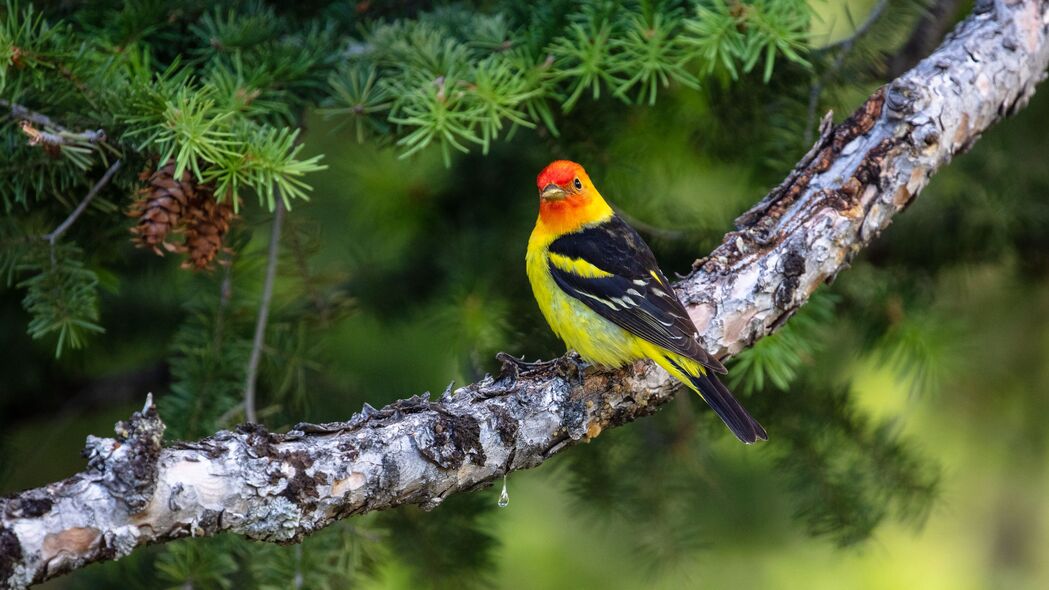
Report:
540,183,567,201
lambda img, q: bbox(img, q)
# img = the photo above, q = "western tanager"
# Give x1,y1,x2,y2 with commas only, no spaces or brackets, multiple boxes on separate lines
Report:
526,160,767,443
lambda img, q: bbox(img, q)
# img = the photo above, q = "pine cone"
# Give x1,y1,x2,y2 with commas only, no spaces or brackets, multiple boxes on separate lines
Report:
181,191,235,270
128,162,197,255
128,161,236,270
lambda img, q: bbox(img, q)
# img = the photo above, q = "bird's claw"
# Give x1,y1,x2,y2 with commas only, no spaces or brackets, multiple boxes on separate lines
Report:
496,352,559,375
285,421,349,439
554,351,589,388
495,351,588,389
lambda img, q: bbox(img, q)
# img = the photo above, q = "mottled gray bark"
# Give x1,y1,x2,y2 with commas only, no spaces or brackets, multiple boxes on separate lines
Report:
3,1,1048,587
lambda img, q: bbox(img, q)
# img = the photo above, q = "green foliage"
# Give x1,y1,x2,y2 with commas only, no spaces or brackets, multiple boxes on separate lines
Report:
162,242,255,440
3,217,108,356
157,537,239,590
430,282,512,377
0,136,97,210
684,1,746,79
769,384,940,547
0,215,34,284
685,0,810,82
2,218,106,357
320,64,392,142
380,492,498,589
260,218,355,412
191,3,283,54
215,124,326,210
0,0,71,93
121,72,326,209
611,9,700,105
124,82,238,181
561,416,722,571
246,520,387,589
875,308,963,398
150,520,386,590
737,0,811,81
387,69,487,164
550,2,620,111
320,0,814,161
17,245,104,357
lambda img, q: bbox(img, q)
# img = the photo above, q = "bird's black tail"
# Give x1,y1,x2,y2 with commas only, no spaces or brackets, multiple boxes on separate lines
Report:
665,356,768,444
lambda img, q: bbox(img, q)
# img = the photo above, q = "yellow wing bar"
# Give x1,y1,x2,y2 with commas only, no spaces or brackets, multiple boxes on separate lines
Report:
547,252,614,278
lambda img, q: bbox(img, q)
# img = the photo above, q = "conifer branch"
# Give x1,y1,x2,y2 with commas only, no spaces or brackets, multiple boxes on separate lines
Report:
2,100,68,132
2,1,1048,587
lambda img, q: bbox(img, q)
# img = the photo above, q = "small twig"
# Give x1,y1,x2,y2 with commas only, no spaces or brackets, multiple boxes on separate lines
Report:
42,160,123,264
20,120,107,147
244,196,286,424
3,99,107,146
820,0,890,54
293,544,304,590
1,99,65,131
44,160,123,244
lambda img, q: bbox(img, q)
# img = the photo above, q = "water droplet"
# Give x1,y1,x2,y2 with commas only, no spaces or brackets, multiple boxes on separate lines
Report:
497,475,509,508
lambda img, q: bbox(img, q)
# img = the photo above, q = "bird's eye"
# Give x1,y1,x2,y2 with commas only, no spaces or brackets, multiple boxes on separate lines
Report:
573,177,583,190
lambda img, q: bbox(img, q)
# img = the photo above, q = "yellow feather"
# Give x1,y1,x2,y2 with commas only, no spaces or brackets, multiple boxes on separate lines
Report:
527,227,692,376
547,252,613,278
527,244,710,391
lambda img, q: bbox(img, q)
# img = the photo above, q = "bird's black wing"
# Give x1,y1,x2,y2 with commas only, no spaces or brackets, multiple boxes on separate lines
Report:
547,215,726,374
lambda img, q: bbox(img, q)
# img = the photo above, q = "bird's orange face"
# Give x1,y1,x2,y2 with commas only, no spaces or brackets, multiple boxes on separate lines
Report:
535,160,610,234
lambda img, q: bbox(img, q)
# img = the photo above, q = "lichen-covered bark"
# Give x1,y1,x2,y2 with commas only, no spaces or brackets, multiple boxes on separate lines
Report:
3,1,1048,587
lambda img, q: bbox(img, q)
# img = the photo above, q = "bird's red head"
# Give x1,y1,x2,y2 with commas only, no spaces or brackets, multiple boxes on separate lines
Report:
534,160,611,234
536,160,585,192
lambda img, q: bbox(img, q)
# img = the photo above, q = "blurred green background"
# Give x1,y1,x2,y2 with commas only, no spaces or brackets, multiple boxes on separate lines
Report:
3,0,1049,588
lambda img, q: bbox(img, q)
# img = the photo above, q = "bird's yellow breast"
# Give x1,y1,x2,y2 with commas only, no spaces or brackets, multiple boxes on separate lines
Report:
526,223,646,368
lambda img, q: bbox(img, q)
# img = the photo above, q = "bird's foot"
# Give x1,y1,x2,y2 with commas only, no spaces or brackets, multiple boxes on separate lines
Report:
495,352,559,376
554,351,589,388
285,420,350,439
494,352,590,390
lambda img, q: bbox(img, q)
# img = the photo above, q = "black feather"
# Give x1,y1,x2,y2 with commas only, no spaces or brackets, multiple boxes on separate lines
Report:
665,356,768,444
547,215,726,374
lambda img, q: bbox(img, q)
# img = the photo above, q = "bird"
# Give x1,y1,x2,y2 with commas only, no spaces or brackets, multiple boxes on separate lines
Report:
525,160,767,444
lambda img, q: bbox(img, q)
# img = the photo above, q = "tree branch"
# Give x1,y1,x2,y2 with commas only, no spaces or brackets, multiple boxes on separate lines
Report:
3,1,1048,587
1,100,108,146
